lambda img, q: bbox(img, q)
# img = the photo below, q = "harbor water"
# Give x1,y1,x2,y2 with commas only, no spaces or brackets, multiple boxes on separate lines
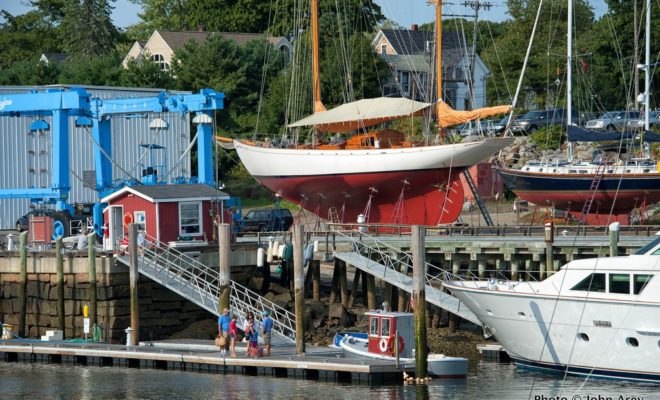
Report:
1,360,658,399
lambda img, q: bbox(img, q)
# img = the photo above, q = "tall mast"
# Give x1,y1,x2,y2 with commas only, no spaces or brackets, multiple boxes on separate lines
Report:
311,0,325,113
567,0,572,126
644,0,651,130
432,0,444,140
633,0,639,111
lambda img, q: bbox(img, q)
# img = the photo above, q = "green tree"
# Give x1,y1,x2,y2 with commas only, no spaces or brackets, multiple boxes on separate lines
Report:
0,9,62,69
0,58,60,85
121,56,175,88
60,0,119,56
58,53,123,85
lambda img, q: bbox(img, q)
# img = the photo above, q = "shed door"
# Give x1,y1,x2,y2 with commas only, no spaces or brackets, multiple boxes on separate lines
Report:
109,206,123,250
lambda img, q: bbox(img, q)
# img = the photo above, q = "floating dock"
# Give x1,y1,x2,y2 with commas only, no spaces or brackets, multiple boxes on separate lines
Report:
0,339,409,384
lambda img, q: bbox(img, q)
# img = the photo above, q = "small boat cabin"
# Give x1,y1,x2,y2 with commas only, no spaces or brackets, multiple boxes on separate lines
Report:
366,311,414,358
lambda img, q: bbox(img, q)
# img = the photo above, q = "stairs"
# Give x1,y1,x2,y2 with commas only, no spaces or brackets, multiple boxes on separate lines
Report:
332,230,481,326
579,162,607,222
116,238,295,344
462,170,494,226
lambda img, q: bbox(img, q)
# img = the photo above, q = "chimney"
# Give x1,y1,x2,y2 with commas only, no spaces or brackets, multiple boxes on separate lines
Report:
411,24,418,31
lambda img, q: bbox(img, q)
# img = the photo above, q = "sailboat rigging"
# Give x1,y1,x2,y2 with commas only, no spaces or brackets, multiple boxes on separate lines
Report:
224,0,513,226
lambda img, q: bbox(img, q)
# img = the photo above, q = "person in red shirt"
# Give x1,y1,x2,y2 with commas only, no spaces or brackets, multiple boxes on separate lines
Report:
228,314,238,357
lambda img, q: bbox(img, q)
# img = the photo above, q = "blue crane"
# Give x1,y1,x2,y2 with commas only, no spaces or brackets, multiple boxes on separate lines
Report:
0,87,225,237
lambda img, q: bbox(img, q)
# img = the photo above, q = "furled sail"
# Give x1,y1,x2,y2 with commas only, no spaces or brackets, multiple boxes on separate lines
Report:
287,97,431,133
567,125,660,142
436,101,511,128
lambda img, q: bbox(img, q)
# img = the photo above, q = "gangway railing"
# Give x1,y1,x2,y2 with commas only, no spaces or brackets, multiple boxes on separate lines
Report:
115,234,295,343
331,228,485,326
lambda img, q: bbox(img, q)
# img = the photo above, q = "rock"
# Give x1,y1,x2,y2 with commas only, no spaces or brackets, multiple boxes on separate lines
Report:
328,303,356,327
264,291,292,309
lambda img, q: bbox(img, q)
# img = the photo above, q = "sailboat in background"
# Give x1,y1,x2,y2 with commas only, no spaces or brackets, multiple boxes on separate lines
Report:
497,0,660,225
227,0,513,226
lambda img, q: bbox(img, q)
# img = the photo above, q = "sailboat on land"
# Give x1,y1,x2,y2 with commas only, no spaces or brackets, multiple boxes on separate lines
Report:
230,0,513,226
497,0,660,225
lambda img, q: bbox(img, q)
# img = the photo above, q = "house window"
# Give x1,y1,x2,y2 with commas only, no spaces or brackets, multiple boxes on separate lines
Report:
179,202,202,236
151,54,169,71
381,44,387,54
400,71,410,96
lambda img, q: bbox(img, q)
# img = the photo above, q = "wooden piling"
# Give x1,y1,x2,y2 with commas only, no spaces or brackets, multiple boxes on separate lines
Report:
128,224,140,346
511,258,520,281
88,233,97,327
383,283,393,310
412,226,428,378
339,259,348,307
329,259,340,304
18,231,28,337
348,268,360,308
56,237,65,335
293,224,305,354
609,222,620,257
261,261,271,294
477,258,487,278
361,271,369,307
366,274,376,310
218,223,231,313
312,260,321,301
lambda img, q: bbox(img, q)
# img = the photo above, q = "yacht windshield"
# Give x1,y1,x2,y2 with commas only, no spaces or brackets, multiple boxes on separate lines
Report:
634,236,660,255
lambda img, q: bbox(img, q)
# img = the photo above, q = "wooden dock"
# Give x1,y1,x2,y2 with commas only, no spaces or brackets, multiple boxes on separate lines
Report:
0,339,409,384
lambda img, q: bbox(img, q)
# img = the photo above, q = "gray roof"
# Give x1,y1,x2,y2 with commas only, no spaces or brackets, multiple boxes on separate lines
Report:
381,29,464,56
157,30,287,51
129,184,228,201
41,52,67,63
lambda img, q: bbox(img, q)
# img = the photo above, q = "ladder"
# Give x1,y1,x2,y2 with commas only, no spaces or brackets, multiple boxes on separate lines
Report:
116,236,296,344
579,162,606,223
462,170,494,226
328,207,340,223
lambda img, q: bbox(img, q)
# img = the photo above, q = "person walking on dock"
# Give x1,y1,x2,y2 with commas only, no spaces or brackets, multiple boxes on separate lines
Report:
246,321,260,357
217,308,231,354
261,310,273,356
243,311,255,356
229,314,238,357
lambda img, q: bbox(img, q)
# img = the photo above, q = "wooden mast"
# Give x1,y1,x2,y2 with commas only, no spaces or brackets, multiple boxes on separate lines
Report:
311,0,325,113
432,0,444,141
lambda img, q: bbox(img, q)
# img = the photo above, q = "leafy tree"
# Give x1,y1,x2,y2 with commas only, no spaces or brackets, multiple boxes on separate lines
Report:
0,9,62,68
0,58,60,85
58,53,124,85
60,0,119,56
121,56,175,88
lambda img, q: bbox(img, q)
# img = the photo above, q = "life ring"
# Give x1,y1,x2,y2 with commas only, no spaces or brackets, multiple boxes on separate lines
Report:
378,337,388,353
123,212,133,226
387,334,405,356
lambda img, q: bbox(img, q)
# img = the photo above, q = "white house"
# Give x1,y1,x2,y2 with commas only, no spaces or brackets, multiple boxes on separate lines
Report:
123,30,293,70
371,26,490,110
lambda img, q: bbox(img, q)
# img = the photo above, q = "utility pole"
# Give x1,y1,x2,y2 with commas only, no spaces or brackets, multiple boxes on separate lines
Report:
461,1,492,110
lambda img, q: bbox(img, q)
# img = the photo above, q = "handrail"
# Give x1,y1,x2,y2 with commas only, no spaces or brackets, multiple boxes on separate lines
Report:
124,233,296,342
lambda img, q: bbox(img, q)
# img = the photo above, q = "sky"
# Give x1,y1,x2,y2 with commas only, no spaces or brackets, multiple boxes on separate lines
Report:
1,0,609,29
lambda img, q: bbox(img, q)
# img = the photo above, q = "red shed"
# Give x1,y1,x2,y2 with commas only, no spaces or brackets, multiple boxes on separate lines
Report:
101,184,229,249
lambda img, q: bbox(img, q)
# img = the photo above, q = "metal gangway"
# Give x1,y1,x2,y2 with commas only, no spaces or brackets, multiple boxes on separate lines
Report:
116,235,296,344
332,229,482,326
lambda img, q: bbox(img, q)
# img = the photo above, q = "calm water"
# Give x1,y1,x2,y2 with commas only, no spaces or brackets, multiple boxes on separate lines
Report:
0,360,658,399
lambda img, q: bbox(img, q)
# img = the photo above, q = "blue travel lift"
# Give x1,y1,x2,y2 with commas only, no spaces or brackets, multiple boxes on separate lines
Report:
0,87,226,237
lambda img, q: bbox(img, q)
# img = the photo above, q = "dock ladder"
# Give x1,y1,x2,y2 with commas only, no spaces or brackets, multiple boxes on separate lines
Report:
116,236,296,344
462,170,494,226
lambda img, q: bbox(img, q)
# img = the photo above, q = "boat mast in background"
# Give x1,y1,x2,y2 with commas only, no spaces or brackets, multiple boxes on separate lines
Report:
644,0,651,131
311,0,325,114
432,0,444,142
566,0,574,161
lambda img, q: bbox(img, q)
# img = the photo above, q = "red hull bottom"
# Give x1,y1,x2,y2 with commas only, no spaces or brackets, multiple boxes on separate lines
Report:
516,191,657,214
255,169,466,226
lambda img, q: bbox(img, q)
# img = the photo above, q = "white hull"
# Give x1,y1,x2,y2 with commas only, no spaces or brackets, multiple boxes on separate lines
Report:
339,335,467,378
445,246,660,382
234,138,513,177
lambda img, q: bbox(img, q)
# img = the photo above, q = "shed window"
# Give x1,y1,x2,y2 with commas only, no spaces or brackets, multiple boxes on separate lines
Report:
380,318,391,337
179,202,202,236
369,318,379,336
571,273,606,292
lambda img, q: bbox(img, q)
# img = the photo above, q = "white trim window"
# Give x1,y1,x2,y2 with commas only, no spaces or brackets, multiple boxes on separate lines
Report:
151,53,170,71
178,202,203,237
134,211,147,232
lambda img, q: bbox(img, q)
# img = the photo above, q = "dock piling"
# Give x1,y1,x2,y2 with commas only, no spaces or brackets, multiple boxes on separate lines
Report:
218,223,231,313
609,222,620,257
88,232,97,327
293,224,305,354
348,268,360,308
56,237,65,336
312,260,321,301
128,224,140,346
18,231,28,337
412,225,428,378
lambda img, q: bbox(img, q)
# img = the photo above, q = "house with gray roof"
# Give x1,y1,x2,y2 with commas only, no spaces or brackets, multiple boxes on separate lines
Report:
371,26,490,110
122,30,293,70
